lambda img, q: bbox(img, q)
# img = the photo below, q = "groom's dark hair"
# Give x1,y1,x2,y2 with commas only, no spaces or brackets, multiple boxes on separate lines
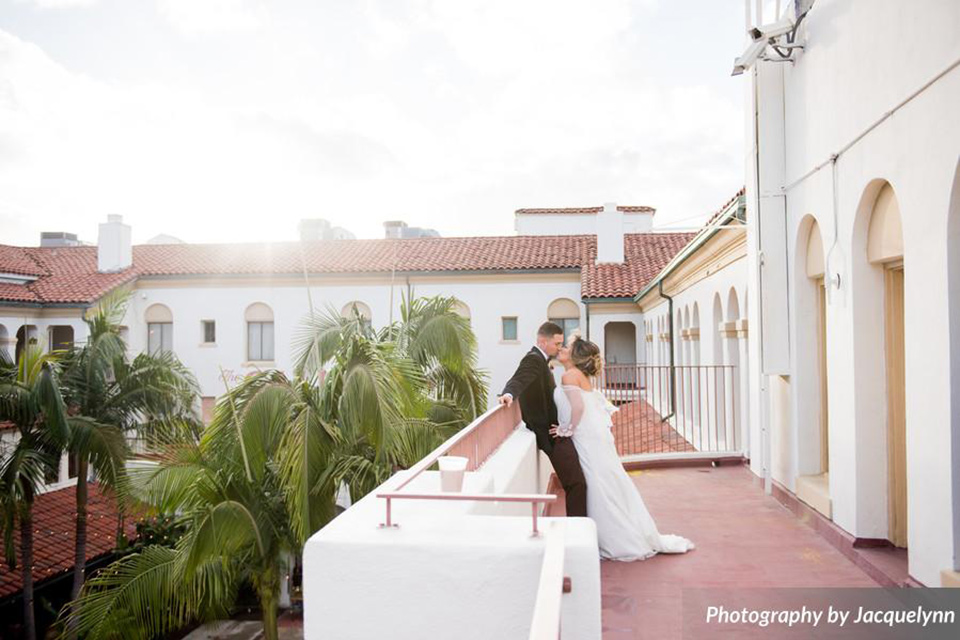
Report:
537,321,564,337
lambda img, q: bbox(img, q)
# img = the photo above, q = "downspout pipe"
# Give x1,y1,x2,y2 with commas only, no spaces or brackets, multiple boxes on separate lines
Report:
658,280,677,422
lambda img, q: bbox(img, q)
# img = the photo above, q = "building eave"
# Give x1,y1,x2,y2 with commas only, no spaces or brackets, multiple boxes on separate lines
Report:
633,195,746,305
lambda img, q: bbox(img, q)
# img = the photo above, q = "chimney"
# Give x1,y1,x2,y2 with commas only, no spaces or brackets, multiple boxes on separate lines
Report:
595,202,624,264
97,215,132,273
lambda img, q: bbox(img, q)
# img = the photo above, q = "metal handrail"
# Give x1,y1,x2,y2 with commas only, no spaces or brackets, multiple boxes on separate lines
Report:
376,402,557,534
527,521,567,640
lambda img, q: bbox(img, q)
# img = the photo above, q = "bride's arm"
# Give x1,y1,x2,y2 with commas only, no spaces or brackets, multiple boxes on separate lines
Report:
556,385,584,437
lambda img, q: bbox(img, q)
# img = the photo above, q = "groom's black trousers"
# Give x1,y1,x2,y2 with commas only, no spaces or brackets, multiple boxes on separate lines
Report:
547,437,587,517
502,347,587,517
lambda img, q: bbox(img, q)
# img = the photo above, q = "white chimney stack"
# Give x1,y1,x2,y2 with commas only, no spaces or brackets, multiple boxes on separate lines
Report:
595,202,625,264
98,214,132,273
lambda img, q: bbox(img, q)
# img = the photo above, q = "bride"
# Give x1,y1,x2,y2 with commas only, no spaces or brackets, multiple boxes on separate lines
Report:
551,336,695,561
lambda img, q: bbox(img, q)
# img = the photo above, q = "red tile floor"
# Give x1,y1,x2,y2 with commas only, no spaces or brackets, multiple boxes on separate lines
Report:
599,464,880,639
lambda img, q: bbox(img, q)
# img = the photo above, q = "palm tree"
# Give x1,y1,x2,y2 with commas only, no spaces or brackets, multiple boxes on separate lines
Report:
58,292,201,603
295,294,488,427
60,372,326,640
393,294,488,423
291,296,487,504
61,295,487,639
0,345,70,640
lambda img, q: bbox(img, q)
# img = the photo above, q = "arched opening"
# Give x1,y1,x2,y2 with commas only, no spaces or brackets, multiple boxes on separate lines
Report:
711,294,724,366
604,321,637,390
548,298,580,344
0,324,9,360
145,303,173,356
15,325,38,362
452,300,471,323
245,302,275,362
795,216,832,518
722,289,742,450
691,303,701,365
341,301,372,323
853,179,907,547
48,325,75,352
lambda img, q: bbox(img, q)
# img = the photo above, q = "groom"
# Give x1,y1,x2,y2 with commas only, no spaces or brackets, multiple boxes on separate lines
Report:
498,322,587,517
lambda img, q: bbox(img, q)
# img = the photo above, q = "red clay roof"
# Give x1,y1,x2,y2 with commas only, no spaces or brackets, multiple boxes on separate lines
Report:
515,205,655,215
0,233,695,304
0,245,44,277
0,483,135,599
580,233,695,298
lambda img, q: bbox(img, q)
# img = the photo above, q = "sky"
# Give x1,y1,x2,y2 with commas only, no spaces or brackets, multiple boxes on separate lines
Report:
0,0,750,247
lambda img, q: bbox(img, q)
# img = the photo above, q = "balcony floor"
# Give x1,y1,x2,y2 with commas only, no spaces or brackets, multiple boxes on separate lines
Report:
599,464,879,639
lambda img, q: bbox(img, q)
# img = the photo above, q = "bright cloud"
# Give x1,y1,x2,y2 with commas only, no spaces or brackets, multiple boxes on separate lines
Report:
0,0,745,247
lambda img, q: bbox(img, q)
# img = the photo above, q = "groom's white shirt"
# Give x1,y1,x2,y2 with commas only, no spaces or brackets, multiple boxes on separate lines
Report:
501,345,548,402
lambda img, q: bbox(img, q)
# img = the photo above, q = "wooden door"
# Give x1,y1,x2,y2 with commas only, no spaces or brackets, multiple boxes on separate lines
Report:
885,266,907,548
817,278,830,473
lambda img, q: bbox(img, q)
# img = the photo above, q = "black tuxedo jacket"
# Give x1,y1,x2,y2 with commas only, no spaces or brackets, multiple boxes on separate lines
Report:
502,347,558,454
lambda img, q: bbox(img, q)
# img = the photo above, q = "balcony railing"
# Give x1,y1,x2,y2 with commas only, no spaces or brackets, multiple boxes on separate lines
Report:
598,364,742,457
376,402,558,534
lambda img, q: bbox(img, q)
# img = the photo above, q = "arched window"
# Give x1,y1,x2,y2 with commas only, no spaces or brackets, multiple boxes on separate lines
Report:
246,302,275,362
49,325,74,351
341,301,372,323
145,304,173,355
867,184,904,264
452,300,471,321
547,298,580,343
0,324,9,360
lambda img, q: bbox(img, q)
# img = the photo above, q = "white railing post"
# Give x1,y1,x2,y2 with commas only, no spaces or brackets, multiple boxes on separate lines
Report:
528,521,567,640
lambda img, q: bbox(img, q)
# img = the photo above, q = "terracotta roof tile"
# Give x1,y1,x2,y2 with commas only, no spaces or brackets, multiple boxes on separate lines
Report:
0,245,44,277
0,483,135,599
515,205,655,215
579,233,695,298
0,232,695,304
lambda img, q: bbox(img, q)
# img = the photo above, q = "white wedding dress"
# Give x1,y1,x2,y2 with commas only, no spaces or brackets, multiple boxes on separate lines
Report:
554,384,695,561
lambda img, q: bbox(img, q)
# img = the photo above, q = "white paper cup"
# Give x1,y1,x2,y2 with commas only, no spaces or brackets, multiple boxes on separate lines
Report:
438,456,469,492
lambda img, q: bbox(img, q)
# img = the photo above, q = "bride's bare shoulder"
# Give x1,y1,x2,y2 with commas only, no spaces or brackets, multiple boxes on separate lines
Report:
561,368,590,388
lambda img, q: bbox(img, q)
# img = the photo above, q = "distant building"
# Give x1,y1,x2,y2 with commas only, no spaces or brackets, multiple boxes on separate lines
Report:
383,220,440,239
39,231,84,247
299,218,355,241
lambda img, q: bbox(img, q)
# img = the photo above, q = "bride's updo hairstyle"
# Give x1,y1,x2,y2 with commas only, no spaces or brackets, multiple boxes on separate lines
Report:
569,336,603,377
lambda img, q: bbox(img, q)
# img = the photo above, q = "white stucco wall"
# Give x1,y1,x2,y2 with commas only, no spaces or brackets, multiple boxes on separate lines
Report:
302,428,602,640
745,0,960,585
114,273,586,406
514,212,653,236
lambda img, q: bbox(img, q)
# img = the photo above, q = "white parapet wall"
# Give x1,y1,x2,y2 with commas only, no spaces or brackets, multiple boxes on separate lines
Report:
302,428,602,640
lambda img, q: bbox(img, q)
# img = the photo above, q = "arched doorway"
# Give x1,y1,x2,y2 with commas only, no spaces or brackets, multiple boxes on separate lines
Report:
795,216,832,517
854,180,908,548
604,321,637,390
